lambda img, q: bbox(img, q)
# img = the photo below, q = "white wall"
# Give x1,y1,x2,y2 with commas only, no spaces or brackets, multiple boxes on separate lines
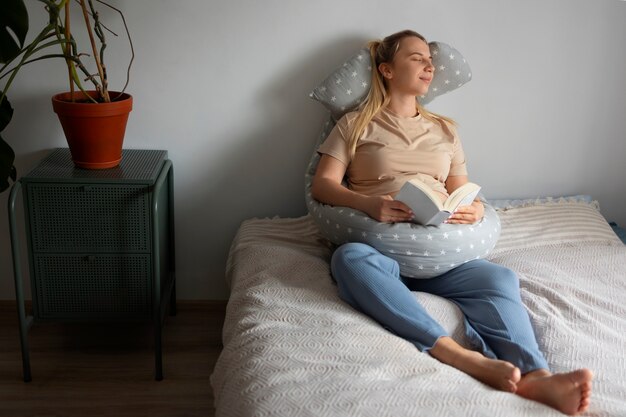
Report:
1,0,625,300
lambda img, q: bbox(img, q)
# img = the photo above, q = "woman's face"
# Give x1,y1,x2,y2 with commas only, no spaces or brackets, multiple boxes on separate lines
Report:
380,36,434,97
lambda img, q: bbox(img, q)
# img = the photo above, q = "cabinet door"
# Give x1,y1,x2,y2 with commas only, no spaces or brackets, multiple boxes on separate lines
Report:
25,183,151,253
33,254,152,320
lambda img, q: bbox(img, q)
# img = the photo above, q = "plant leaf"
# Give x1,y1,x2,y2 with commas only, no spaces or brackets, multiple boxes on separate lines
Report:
0,0,29,64
0,95,16,192
0,133,16,193
0,95,14,132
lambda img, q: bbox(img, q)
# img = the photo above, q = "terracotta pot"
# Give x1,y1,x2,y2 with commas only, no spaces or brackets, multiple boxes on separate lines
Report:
52,91,133,169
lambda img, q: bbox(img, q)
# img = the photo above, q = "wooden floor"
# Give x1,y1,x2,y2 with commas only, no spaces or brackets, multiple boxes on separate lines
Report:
0,300,226,417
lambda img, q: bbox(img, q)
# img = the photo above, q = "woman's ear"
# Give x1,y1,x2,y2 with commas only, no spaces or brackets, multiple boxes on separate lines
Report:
378,62,393,80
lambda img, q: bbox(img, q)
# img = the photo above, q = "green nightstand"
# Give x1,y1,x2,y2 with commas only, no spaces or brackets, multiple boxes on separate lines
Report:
8,148,176,381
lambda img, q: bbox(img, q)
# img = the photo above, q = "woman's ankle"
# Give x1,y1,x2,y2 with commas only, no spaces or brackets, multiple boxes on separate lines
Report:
428,336,465,366
521,368,552,383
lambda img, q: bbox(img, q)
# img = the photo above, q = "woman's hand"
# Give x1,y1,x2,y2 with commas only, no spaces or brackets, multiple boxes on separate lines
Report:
363,195,414,223
445,200,484,224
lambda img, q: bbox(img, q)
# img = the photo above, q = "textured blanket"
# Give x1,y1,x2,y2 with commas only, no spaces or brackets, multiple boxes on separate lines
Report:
211,202,626,417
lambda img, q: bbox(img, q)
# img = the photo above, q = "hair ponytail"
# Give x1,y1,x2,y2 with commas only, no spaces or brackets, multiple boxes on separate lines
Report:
345,30,456,159
345,40,389,157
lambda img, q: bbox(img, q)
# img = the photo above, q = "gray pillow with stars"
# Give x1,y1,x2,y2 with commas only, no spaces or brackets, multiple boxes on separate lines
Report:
309,41,472,120
305,41,494,278
305,117,500,279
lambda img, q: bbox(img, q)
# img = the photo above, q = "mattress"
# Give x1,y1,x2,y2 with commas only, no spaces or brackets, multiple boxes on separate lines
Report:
211,200,626,417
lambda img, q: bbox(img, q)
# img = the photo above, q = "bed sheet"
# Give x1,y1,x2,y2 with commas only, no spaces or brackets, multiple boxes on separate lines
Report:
211,201,626,417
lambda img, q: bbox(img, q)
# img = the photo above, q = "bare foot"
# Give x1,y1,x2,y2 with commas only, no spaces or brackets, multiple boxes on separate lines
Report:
429,336,521,392
451,349,522,392
516,369,593,415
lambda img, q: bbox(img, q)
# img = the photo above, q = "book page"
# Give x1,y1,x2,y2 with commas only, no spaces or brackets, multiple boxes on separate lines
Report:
402,179,444,210
424,210,453,226
395,179,443,225
443,182,481,212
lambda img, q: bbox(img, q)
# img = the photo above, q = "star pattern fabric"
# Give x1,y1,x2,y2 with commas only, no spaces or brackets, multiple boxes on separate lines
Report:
306,40,489,279
305,118,500,279
310,41,472,120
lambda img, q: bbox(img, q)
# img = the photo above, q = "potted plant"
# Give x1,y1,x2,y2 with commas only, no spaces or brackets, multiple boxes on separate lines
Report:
0,0,134,192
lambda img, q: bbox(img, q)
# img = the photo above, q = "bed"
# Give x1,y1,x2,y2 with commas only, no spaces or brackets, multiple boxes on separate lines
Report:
210,198,626,417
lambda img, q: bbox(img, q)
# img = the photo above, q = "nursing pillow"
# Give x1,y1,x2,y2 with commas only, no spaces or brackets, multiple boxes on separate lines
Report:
305,41,501,279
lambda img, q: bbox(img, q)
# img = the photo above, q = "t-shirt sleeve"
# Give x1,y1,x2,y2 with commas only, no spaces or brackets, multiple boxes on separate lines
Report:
317,115,351,167
447,123,468,177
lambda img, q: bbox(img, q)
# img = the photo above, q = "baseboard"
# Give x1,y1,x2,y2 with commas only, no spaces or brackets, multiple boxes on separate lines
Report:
0,299,228,313
0,300,32,313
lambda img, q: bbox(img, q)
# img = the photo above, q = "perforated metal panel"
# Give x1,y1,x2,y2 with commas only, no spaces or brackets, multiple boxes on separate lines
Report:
33,254,151,320
10,149,175,381
26,184,150,253
24,148,167,183
18,148,172,323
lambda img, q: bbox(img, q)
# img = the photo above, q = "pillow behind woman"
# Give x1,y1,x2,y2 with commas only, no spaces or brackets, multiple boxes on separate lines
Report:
305,41,500,278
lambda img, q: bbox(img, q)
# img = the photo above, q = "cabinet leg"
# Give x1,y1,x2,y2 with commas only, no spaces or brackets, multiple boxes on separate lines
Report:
9,181,32,383
16,315,33,382
19,325,32,382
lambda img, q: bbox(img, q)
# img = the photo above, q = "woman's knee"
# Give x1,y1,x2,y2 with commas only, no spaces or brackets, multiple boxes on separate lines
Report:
471,260,520,292
332,242,370,265
331,242,399,282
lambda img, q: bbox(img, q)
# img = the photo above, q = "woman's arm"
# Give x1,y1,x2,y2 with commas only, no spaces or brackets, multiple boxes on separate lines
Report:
311,155,413,223
445,175,484,224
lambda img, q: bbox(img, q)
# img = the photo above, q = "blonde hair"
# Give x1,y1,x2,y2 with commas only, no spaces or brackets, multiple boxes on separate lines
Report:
347,30,456,158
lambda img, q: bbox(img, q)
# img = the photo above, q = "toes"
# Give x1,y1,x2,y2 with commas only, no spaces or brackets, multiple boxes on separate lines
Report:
577,368,594,382
579,400,591,413
510,366,522,384
505,380,518,393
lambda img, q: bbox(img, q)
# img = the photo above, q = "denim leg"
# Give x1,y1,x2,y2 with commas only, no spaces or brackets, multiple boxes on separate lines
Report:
331,243,447,351
405,259,550,374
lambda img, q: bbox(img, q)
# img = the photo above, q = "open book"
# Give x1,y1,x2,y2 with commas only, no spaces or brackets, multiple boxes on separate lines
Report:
395,179,481,226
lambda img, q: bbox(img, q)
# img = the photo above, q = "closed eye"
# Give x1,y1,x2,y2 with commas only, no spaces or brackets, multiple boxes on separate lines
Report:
408,52,431,64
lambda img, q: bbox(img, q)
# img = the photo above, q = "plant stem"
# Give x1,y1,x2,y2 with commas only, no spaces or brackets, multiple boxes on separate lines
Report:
87,0,108,98
78,0,109,102
96,0,133,98
64,2,75,101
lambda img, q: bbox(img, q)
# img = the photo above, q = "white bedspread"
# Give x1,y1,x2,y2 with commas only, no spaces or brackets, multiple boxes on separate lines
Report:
211,202,626,417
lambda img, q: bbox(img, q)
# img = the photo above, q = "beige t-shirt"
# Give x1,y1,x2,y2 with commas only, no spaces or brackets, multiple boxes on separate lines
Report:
317,108,468,198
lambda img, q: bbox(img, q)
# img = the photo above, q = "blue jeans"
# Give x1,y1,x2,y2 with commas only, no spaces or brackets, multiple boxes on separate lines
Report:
331,242,549,374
